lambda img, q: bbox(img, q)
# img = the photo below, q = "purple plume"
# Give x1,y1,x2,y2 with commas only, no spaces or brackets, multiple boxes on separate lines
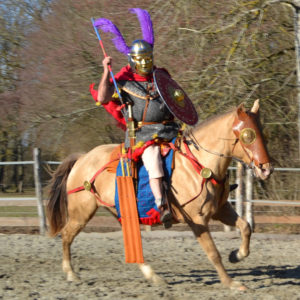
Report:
93,18,130,55
129,8,154,47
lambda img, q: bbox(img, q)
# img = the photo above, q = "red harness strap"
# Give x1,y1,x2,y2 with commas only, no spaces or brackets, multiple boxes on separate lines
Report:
169,138,225,207
67,158,120,207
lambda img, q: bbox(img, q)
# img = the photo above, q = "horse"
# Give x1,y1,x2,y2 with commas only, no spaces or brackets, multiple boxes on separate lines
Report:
46,99,273,290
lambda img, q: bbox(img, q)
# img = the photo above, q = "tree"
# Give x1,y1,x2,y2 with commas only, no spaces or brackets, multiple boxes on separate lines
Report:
0,0,51,191
1,0,298,169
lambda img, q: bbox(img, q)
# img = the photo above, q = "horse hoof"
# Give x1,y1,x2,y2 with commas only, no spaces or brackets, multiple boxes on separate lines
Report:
229,249,240,263
139,263,166,285
152,274,167,285
66,272,80,282
230,281,248,291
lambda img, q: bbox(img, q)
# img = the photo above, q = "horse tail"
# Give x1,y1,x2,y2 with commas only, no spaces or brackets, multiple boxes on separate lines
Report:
46,153,82,237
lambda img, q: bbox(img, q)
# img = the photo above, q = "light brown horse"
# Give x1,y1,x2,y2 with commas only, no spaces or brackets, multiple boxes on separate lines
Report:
47,100,273,290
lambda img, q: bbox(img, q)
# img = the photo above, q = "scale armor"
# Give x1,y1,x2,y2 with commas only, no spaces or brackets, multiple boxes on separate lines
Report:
117,80,180,148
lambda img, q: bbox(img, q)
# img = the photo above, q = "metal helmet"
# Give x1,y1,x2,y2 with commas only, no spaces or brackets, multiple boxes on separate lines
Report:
128,39,154,76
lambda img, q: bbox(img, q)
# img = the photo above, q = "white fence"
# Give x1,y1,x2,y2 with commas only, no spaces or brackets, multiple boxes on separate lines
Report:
0,148,60,235
1,148,300,234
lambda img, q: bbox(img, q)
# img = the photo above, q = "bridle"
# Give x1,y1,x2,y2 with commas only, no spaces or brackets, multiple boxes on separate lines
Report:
188,132,242,161
186,110,270,170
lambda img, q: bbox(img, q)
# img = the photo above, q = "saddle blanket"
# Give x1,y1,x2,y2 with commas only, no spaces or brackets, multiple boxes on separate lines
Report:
114,144,174,225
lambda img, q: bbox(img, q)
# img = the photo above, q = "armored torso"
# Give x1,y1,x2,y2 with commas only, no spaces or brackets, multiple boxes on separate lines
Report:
117,80,179,148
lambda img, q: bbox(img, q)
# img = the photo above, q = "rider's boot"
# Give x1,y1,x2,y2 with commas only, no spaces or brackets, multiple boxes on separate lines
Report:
156,198,172,229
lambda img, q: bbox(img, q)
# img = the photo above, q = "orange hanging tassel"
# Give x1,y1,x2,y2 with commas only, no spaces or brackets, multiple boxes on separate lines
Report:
117,175,144,263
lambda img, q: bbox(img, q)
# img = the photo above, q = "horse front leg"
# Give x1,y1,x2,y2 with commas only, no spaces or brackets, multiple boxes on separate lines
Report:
189,215,247,290
212,201,251,263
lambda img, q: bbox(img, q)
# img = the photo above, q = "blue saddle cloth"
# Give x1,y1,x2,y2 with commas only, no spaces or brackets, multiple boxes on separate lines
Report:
114,143,174,225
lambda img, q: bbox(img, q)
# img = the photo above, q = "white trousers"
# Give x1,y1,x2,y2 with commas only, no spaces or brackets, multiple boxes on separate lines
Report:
141,144,164,179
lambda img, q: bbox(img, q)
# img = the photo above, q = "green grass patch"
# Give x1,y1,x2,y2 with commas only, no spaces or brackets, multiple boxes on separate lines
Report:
0,206,38,217
0,189,36,197
0,206,112,217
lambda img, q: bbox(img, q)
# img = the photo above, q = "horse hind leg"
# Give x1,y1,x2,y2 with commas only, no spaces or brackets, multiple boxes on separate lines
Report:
212,201,251,263
61,219,84,281
139,263,166,285
61,194,98,281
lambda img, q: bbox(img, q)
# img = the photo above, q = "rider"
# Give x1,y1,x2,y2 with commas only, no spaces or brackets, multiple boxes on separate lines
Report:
97,39,180,229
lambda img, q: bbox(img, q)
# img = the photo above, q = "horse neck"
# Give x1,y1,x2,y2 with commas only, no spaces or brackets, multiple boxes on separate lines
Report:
190,110,237,180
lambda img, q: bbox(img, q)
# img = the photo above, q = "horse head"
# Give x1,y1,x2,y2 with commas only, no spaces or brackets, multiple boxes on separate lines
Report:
232,100,273,180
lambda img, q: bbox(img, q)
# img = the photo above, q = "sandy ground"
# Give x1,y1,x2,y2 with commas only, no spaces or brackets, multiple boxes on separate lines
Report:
0,230,299,300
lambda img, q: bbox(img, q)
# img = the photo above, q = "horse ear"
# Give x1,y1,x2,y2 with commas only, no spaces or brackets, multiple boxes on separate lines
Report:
250,99,260,113
236,102,245,116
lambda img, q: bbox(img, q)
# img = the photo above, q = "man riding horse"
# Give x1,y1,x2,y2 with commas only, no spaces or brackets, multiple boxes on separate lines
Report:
47,8,273,288
92,8,239,229
95,8,198,228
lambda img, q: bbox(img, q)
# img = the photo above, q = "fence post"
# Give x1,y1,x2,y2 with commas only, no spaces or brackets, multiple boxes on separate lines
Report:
33,148,47,235
235,163,244,218
245,168,254,230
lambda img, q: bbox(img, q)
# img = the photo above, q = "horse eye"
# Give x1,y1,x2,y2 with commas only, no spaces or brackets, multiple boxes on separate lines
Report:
240,128,256,145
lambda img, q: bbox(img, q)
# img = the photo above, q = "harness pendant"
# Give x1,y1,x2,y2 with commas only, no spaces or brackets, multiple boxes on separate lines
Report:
201,168,212,179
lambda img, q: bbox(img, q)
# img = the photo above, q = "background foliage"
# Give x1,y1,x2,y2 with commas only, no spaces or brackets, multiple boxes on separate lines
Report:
1,0,300,191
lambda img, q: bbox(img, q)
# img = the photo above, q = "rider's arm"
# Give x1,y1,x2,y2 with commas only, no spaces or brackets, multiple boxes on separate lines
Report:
97,57,114,104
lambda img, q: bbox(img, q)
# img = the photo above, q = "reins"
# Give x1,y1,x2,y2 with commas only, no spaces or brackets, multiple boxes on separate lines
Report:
188,131,252,169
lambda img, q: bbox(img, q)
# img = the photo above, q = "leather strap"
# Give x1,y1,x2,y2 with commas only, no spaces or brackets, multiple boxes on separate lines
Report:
137,120,175,128
169,138,225,208
120,86,159,101
67,158,120,207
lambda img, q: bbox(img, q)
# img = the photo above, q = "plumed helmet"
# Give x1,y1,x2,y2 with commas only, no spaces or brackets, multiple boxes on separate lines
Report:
93,8,154,56
128,40,153,75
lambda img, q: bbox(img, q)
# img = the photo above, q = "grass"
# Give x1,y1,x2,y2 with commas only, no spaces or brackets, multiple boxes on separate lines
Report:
0,206,112,218
0,189,112,217
0,206,38,217
0,189,36,196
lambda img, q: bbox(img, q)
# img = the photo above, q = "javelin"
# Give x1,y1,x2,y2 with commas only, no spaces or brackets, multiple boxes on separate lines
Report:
91,18,123,101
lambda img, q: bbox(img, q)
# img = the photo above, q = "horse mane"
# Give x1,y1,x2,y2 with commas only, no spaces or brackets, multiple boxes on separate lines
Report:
193,107,236,131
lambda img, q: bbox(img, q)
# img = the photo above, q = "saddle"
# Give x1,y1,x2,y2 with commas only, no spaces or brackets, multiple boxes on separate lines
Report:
107,144,124,173
111,140,177,226
107,142,176,174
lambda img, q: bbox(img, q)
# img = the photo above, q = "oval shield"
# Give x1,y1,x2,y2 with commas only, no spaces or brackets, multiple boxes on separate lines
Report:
153,69,198,125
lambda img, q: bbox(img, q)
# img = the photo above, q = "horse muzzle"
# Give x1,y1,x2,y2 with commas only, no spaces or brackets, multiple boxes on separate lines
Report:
252,162,273,180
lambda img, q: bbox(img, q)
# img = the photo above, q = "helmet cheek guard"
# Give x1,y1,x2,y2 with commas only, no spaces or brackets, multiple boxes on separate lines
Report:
128,53,136,71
